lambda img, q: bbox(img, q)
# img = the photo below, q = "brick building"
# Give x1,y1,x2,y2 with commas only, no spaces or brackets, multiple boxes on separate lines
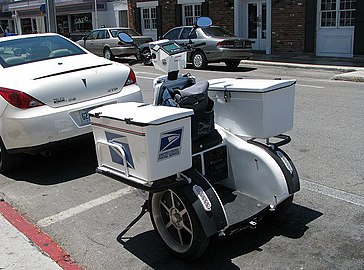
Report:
129,0,364,58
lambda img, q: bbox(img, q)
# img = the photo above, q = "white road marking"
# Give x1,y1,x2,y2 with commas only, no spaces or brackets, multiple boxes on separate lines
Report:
137,76,157,80
301,180,364,208
136,71,163,76
36,187,133,228
36,179,363,228
296,84,325,89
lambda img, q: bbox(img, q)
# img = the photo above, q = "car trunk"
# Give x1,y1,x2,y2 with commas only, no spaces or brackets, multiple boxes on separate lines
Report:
133,36,153,46
3,55,130,108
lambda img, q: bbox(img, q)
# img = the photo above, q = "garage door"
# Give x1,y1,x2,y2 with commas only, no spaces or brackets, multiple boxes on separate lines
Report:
316,0,356,57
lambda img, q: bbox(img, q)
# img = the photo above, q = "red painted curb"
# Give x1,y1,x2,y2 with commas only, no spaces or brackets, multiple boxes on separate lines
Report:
0,200,84,270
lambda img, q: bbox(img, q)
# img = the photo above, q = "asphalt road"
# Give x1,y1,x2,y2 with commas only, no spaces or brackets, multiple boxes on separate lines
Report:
1,62,363,270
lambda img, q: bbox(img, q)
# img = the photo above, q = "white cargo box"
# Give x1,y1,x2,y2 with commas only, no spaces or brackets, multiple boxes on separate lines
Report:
208,78,296,138
89,102,193,182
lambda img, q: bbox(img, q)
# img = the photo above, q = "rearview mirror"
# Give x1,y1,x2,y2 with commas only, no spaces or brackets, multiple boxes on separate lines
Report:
195,17,212,28
117,32,134,44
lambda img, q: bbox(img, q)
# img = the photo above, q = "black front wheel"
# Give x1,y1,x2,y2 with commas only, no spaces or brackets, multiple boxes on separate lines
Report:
225,60,241,68
141,49,152,65
103,48,114,60
0,138,22,173
149,188,209,260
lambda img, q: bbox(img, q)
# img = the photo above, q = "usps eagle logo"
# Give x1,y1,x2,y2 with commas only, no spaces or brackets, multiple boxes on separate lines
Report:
158,128,183,161
105,131,135,169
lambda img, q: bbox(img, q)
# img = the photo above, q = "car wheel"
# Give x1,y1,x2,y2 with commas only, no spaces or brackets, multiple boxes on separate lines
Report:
0,138,22,173
141,49,152,65
192,51,207,69
225,60,241,68
103,48,114,60
149,188,209,260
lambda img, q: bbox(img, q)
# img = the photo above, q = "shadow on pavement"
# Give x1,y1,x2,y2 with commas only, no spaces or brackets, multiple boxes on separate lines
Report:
4,141,97,185
116,203,322,269
185,64,256,73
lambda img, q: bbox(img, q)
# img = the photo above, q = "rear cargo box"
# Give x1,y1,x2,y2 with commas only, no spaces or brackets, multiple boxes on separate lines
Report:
208,78,296,138
90,102,193,182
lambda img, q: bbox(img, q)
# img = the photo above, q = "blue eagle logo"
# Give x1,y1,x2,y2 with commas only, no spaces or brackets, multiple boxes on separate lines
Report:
105,131,135,169
158,128,183,161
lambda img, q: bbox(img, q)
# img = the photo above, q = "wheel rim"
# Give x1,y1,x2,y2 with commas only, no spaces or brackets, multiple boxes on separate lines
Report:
193,54,203,68
151,190,193,253
104,49,111,59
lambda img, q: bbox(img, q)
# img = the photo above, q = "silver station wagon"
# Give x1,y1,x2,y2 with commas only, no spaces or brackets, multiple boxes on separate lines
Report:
77,27,153,60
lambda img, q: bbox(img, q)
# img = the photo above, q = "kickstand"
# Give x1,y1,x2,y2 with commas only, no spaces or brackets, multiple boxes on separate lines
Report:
116,200,149,243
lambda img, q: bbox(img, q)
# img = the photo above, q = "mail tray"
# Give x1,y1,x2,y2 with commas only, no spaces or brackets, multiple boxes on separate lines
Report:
208,79,296,138
90,102,194,182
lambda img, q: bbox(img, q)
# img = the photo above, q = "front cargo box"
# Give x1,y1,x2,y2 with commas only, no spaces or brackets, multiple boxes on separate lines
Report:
208,79,296,138
89,102,193,182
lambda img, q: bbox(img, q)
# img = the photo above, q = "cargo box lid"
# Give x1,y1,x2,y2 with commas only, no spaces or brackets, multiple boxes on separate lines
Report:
208,78,296,93
89,102,193,126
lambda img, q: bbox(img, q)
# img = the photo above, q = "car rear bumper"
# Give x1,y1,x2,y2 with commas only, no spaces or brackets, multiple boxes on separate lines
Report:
204,48,253,62
111,47,138,57
1,84,143,153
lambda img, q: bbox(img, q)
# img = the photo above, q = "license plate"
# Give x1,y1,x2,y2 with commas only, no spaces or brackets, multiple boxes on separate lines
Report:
234,41,243,47
79,108,92,126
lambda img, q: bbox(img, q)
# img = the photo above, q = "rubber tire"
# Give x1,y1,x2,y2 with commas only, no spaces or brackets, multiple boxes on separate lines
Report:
103,48,114,60
0,138,22,173
149,188,209,260
225,60,241,68
141,49,152,65
192,51,207,69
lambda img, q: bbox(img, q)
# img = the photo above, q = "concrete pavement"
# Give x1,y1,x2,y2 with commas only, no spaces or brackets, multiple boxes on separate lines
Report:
0,199,83,270
0,54,363,270
240,53,364,82
0,213,62,270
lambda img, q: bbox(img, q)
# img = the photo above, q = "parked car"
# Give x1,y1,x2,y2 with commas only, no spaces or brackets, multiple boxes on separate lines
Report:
142,25,253,69
76,27,153,60
0,33,143,172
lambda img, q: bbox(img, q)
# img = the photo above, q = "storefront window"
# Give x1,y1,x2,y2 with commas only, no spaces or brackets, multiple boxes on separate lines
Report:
71,13,92,32
21,18,32,34
57,15,70,37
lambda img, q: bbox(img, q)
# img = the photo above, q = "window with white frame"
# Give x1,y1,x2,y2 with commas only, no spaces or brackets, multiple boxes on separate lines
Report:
142,7,157,30
320,0,356,28
183,4,202,26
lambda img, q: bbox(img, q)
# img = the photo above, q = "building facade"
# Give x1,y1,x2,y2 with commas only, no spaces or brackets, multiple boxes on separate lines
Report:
0,0,129,40
1,0,363,57
129,0,364,57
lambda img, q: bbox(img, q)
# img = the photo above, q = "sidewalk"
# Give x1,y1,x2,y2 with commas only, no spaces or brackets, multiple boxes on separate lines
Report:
0,199,83,270
240,53,364,82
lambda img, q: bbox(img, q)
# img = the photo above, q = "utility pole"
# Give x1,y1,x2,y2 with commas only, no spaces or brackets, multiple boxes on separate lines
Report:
46,0,57,32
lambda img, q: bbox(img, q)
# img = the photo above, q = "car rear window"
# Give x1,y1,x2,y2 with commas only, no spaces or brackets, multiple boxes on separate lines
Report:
0,35,86,68
202,26,236,38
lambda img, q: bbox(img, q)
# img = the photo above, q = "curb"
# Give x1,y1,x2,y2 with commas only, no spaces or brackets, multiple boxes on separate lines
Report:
240,59,363,72
0,200,84,270
332,71,364,82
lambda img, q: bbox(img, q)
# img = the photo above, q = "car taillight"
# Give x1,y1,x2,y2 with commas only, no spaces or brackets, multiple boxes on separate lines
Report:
124,68,137,86
0,87,45,109
217,41,235,48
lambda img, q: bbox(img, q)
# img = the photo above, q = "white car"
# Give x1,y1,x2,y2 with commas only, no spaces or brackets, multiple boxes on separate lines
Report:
0,33,143,172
